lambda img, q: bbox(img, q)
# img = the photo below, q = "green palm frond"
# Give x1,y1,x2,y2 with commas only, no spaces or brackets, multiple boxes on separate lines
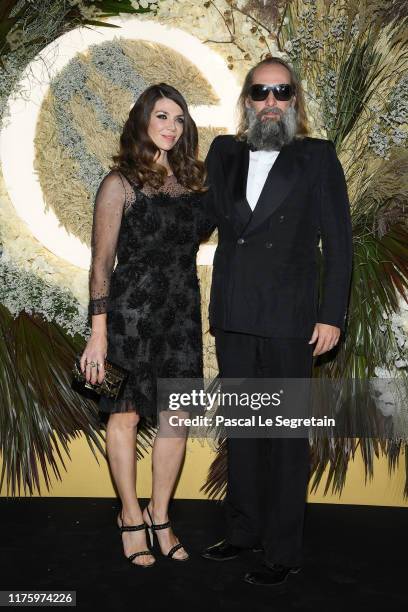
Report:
331,39,381,147
0,1,154,61
306,150,408,493
0,305,155,496
200,438,227,499
92,0,154,14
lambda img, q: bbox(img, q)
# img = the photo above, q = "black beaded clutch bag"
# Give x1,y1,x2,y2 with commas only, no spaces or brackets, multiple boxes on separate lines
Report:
72,354,129,400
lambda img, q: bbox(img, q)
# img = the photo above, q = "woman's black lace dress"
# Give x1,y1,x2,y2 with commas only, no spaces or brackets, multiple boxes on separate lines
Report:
88,170,215,425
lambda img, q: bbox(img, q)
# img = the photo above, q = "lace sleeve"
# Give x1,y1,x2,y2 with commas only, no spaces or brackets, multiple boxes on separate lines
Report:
88,171,125,315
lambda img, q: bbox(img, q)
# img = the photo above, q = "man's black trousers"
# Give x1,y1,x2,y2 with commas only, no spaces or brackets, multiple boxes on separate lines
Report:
214,329,314,567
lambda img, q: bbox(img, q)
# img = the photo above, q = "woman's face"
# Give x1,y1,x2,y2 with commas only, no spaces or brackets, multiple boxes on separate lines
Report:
147,97,184,152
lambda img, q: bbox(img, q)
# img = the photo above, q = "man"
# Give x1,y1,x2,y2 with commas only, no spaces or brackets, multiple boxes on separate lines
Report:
201,57,353,586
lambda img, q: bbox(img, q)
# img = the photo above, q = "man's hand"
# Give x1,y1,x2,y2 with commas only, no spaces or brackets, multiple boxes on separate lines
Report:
308,323,340,356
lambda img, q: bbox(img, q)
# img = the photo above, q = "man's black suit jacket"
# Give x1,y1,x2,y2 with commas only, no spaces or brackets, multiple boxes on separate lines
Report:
204,134,353,339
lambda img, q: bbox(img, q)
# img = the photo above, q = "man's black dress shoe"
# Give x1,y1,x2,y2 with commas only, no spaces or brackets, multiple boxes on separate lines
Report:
244,563,301,586
201,539,242,561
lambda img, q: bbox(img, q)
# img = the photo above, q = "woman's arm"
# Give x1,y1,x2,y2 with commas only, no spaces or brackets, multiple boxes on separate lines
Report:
81,171,125,384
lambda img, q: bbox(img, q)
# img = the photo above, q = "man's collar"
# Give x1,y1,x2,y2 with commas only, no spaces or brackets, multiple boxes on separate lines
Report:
247,142,281,154
246,138,283,153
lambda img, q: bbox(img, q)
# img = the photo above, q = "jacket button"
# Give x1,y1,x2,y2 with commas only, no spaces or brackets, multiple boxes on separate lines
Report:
279,215,285,222
265,242,273,248
237,238,245,245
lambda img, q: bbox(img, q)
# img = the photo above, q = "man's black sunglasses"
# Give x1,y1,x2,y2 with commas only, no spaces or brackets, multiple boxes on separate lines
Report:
249,83,294,102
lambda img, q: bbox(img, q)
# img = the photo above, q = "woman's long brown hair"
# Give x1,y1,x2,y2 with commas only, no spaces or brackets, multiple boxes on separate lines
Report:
111,83,207,192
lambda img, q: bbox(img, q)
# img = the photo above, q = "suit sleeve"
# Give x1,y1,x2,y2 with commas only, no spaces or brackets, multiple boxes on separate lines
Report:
316,141,353,331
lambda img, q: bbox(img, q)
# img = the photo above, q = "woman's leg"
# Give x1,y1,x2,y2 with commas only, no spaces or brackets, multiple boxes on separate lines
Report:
142,411,189,559
106,410,155,566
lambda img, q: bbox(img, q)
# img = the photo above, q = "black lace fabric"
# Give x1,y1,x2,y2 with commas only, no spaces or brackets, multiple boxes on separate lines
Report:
88,172,135,315
87,170,216,424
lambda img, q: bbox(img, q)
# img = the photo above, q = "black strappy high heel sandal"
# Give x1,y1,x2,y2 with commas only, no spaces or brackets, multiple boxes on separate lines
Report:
117,511,156,568
145,506,189,561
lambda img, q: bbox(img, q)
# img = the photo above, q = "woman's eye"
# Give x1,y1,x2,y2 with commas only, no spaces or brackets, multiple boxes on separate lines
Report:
157,113,167,119
177,117,184,124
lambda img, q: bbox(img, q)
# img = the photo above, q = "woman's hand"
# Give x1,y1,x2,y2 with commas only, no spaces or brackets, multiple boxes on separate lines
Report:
80,332,108,384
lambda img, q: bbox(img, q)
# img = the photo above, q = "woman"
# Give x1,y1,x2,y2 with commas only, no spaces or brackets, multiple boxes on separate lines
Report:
80,83,215,567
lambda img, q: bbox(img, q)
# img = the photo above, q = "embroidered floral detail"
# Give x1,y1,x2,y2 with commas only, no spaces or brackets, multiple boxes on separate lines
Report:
150,289,168,310
110,276,129,300
180,364,203,378
186,327,201,348
167,333,185,350
176,230,193,246
162,223,179,242
139,214,161,236
109,310,126,335
174,292,189,311
127,288,149,309
122,336,140,359
137,317,155,339
187,275,199,290
151,335,165,353
178,254,193,270
160,357,180,377
162,308,176,327
141,249,170,267
190,309,201,324
134,361,154,380
175,205,194,222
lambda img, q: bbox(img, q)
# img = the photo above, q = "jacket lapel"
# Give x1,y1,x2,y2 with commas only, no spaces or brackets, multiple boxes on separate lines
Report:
244,138,308,235
218,137,309,236
221,140,253,235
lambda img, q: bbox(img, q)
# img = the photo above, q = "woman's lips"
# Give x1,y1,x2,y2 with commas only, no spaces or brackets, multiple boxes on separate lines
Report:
162,134,176,142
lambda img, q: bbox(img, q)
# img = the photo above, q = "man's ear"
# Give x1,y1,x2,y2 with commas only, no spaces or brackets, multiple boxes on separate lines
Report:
244,96,251,109
292,96,297,107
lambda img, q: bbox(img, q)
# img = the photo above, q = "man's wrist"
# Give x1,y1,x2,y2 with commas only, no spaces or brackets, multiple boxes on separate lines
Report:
316,321,341,330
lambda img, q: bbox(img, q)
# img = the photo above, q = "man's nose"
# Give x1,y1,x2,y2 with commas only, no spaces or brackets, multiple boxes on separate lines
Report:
265,91,276,106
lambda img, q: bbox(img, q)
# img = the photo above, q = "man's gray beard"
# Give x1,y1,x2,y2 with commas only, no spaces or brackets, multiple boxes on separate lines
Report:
246,105,298,151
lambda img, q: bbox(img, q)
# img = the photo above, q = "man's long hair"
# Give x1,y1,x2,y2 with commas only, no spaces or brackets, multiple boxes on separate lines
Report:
236,57,310,140
112,83,207,192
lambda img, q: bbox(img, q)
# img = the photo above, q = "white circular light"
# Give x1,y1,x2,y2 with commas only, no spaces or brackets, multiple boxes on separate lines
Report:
0,16,239,269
